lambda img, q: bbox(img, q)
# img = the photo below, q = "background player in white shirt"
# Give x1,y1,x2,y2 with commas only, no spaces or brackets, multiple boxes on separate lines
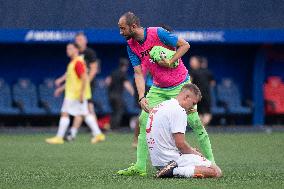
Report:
146,83,222,178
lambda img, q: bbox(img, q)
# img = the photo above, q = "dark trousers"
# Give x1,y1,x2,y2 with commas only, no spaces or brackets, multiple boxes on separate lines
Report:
109,95,124,129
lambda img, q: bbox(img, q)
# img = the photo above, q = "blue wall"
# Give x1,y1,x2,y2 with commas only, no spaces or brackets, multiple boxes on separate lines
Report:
0,43,258,101
1,0,283,29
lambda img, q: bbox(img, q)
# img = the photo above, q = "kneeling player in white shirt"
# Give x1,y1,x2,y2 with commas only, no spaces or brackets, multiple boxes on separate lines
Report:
146,83,222,178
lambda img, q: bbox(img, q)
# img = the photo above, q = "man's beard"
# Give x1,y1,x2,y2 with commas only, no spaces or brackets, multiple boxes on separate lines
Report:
124,29,135,40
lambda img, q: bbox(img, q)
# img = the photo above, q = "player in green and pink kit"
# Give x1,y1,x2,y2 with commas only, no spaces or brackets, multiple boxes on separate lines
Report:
117,12,215,176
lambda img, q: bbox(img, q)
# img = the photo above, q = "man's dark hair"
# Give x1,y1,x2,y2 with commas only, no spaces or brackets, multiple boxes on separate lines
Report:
121,12,141,27
119,58,129,68
68,42,80,50
200,56,208,68
181,83,202,101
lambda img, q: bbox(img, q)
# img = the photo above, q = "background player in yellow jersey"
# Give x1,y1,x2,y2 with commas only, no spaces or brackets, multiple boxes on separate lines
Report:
46,43,105,144
54,33,102,141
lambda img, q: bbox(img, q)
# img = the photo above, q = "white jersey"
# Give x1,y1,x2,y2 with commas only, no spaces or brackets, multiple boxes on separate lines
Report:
146,98,187,167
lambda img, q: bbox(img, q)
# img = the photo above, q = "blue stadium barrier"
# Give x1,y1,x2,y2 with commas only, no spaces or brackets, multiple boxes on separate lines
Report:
92,79,112,115
39,78,63,115
0,29,284,44
13,78,46,115
217,79,251,115
0,79,20,115
123,90,140,116
210,86,226,115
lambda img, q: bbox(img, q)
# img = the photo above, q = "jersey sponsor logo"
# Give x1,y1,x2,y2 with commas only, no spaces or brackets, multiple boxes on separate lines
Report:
140,48,151,58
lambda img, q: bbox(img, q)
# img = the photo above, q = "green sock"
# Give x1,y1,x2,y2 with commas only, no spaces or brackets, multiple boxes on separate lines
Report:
135,111,149,171
187,112,215,163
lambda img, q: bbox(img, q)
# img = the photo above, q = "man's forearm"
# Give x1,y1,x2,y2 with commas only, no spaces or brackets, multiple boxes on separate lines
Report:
124,81,135,96
178,141,201,156
88,62,98,82
134,73,146,99
170,42,190,64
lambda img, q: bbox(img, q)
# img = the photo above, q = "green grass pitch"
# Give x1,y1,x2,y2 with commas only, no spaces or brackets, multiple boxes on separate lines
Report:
0,132,283,189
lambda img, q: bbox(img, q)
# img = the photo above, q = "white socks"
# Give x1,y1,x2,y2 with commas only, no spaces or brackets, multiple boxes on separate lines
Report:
56,115,102,138
70,127,78,138
173,166,195,178
56,117,70,138
84,114,102,136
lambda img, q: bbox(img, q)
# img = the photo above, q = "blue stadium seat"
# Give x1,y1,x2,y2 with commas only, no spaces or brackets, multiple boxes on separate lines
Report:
123,90,140,115
217,78,251,114
92,79,112,115
210,86,226,115
13,78,46,115
0,79,20,115
39,78,63,115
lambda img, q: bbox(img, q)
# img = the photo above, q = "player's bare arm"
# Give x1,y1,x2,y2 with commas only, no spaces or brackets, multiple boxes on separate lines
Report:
88,61,98,82
133,65,149,112
123,80,135,96
174,133,203,156
55,73,67,87
54,84,65,97
80,71,87,103
158,38,190,68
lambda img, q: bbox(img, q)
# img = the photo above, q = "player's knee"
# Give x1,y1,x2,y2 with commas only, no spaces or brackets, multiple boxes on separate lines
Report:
212,165,222,178
61,112,69,117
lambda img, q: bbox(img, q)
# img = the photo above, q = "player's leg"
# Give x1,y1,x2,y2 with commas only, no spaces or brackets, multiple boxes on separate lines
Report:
87,100,103,129
84,114,105,144
86,100,106,143
193,164,222,178
172,165,221,178
158,154,221,178
66,115,84,141
154,81,214,162
109,95,124,129
66,100,97,141
117,87,167,176
132,118,139,148
134,84,188,172
88,100,95,114
46,112,70,144
116,110,149,176
83,101,105,144
178,154,220,178
187,111,215,162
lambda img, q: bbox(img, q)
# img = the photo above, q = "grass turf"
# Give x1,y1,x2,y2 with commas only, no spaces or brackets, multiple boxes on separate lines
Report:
0,132,283,189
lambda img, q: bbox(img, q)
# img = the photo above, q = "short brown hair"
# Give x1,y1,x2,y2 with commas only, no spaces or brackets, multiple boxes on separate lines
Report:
121,12,141,27
181,83,202,101
67,42,80,50
75,32,86,38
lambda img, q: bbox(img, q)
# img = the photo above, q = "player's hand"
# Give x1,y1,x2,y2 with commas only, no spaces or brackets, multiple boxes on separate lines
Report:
157,57,172,68
54,88,62,97
139,97,150,113
192,147,203,157
55,79,62,87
